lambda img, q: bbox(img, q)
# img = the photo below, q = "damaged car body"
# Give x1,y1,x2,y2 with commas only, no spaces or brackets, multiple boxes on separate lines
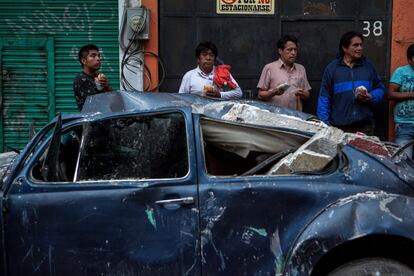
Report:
1,91,414,275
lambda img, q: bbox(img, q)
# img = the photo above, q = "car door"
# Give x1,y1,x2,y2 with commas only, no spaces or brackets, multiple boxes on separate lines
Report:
3,109,200,275
193,115,363,275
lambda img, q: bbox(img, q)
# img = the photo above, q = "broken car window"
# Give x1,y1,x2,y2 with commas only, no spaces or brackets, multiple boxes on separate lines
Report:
31,125,82,182
200,118,311,176
31,112,188,182
76,112,188,181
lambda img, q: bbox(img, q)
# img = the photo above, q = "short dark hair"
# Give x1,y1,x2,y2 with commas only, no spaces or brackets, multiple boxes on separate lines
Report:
407,44,414,60
195,41,218,58
78,44,99,66
339,31,363,56
277,35,298,50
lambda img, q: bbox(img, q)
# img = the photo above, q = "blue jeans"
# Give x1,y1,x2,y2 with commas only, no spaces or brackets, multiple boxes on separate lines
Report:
395,123,414,158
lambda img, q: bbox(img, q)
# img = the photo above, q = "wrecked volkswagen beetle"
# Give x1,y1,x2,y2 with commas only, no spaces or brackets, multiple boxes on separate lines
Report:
1,91,414,276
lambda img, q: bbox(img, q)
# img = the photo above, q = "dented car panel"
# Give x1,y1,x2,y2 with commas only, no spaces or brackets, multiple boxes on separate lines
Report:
286,191,414,275
195,120,414,275
6,183,200,275
3,107,200,275
1,92,414,275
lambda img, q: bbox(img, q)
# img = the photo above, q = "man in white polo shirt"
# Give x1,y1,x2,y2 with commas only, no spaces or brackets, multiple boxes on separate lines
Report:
179,41,242,99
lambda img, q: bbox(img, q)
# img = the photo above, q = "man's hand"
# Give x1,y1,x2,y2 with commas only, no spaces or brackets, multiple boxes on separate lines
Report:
100,78,112,91
204,85,221,98
269,87,284,96
205,86,221,98
258,87,283,101
356,92,372,102
96,73,112,92
355,87,371,102
295,89,310,99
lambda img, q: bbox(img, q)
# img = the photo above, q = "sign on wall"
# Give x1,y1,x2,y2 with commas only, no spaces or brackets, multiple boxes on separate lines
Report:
216,0,274,15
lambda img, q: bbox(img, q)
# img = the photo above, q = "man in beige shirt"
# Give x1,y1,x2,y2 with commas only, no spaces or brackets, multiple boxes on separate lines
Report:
257,35,311,111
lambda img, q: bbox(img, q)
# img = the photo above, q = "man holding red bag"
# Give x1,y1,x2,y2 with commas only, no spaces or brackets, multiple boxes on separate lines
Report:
179,41,242,99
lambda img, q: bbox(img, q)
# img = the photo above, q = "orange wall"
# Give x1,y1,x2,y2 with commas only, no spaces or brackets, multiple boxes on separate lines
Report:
389,0,414,141
390,1,414,73
142,0,159,91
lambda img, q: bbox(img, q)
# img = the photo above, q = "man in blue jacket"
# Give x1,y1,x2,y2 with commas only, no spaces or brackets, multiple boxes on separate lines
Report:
317,31,385,135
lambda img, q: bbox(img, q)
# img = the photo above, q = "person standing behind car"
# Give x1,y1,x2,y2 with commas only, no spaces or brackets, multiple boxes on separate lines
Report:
317,31,385,135
73,44,112,110
178,41,242,99
257,35,311,111
388,44,414,157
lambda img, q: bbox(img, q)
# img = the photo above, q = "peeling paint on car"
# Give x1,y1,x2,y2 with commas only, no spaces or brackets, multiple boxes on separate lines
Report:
248,227,268,237
379,197,403,222
357,159,369,173
145,206,157,229
200,191,227,267
269,228,284,275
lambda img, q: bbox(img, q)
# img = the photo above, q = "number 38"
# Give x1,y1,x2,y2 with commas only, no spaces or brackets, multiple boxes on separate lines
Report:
363,21,383,37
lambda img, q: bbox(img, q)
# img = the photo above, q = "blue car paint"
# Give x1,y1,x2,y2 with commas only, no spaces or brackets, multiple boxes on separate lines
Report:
1,92,414,275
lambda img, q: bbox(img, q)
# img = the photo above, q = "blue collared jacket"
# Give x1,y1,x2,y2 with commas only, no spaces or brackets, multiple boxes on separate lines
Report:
317,55,385,126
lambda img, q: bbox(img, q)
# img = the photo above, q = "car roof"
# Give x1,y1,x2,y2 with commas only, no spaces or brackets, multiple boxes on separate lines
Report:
80,91,314,121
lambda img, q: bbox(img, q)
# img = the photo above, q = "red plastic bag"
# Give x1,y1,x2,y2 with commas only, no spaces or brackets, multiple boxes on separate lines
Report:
213,65,237,89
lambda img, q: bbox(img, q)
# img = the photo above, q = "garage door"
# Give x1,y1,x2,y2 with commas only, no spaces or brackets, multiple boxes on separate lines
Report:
0,36,54,152
159,0,391,139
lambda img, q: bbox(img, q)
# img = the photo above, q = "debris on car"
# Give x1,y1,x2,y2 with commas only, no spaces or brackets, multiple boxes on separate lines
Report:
219,103,392,174
2,91,414,276
0,151,18,184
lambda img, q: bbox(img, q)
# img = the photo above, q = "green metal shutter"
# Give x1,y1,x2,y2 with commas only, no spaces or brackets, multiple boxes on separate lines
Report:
0,1,119,151
0,36,54,151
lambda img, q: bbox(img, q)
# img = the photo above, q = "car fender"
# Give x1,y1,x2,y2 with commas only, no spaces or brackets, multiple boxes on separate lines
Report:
283,191,414,275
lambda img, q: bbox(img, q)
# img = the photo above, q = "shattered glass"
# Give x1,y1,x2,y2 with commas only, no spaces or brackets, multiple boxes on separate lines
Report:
76,112,188,181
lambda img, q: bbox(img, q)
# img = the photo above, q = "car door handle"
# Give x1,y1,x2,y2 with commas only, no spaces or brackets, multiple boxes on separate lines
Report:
155,197,195,205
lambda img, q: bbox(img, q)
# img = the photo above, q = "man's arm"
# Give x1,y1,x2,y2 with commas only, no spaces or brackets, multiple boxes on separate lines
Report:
258,89,273,100
296,68,311,100
316,68,332,123
73,76,85,110
257,64,283,101
369,70,385,104
258,88,283,100
218,74,242,99
178,72,190,94
219,86,242,99
388,68,414,101
388,83,414,100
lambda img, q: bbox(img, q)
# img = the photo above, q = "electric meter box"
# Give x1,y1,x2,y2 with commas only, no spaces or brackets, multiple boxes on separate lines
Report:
126,7,150,40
